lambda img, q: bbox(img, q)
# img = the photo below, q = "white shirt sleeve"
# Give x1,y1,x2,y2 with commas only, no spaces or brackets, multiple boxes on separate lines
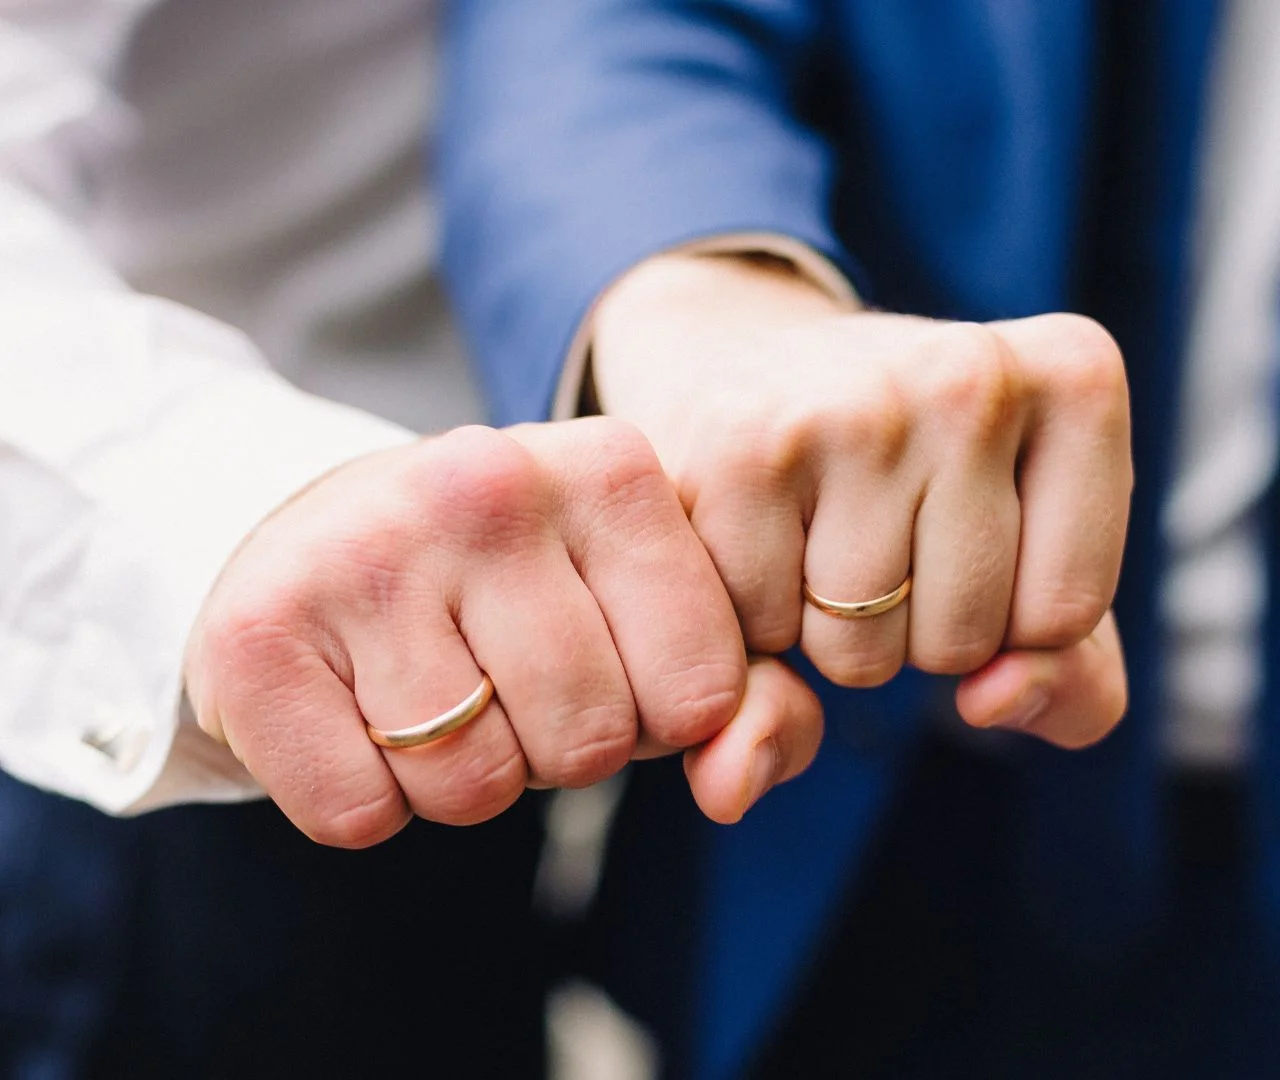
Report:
0,7,416,814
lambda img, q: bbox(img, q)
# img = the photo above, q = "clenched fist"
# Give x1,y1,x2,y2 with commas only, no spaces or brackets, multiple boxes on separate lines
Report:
592,253,1133,749
184,419,823,845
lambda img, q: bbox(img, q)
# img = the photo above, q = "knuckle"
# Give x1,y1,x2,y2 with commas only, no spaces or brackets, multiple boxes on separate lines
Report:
743,608,803,655
702,413,803,493
308,786,408,849
1044,314,1130,411
811,640,904,690
1046,312,1124,367
926,322,1021,438
1021,586,1110,649
822,377,912,472
429,744,528,826
322,538,407,621
565,416,672,523
535,706,637,788
721,378,912,483
910,632,1001,677
646,659,746,746
201,591,310,689
412,426,548,545
574,415,663,477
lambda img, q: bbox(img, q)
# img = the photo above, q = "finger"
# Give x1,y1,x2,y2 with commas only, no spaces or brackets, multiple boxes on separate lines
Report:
193,623,411,848
346,603,531,826
682,433,809,655
462,546,640,790
955,609,1128,749
683,656,824,824
907,449,1021,675
510,418,747,750
800,454,911,688
371,426,637,799
990,314,1132,650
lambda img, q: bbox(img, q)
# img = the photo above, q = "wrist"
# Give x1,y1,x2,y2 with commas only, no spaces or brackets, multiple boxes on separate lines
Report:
596,251,855,334
589,251,858,425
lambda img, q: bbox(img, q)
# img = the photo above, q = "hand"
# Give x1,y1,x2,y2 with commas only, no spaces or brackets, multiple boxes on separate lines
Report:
184,419,823,845
591,253,1132,748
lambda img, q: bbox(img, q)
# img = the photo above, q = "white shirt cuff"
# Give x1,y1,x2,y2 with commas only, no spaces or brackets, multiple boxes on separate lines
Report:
0,291,416,814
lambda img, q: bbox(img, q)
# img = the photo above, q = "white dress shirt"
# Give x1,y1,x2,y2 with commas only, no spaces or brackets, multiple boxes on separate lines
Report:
0,0,478,813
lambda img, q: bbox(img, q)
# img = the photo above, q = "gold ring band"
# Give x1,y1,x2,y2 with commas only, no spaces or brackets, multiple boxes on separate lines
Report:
366,674,495,750
803,574,913,619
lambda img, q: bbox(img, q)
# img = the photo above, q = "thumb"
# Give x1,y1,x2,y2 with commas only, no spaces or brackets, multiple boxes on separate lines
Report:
683,655,824,824
956,609,1128,749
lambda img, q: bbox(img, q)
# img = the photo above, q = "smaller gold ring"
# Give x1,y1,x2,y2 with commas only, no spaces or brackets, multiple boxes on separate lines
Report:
366,674,495,750
803,574,913,619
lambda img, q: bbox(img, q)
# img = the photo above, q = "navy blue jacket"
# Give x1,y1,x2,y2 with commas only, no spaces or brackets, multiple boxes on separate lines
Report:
440,3,1224,1077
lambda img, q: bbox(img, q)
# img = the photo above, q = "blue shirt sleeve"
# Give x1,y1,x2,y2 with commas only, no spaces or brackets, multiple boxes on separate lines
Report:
438,0,845,425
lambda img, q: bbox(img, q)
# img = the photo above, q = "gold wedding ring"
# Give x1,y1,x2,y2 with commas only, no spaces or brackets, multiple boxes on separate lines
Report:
366,674,495,750
802,574,913,619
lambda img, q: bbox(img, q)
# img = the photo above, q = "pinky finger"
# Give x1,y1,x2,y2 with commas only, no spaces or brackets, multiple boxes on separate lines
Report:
683,656,824,825
955,609,1128,749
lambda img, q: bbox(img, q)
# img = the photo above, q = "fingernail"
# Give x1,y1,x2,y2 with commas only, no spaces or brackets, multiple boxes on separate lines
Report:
1000,685,1052,730
745,737,779,815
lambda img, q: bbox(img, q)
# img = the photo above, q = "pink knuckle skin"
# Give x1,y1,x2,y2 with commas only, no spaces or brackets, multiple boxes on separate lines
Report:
647,663,745,748
321,538,410,624
201,595,310,695
565,417,674,530
1040,315,1131,422
411,426,547,547
428,745,528,827
1019,587,1110,650
572,415,662,478
911,634,1002,678
536,720,637,790
1048,313,1124,376
811,645,903,690
743,611,803,656
307,787,409,850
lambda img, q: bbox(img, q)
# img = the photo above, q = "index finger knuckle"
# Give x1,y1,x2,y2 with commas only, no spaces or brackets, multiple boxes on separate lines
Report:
565,416,671,519
644,657,746,748
1018,585,1111,650
411,426,549,549
308,785,411,849
1041,314,1130,416
199,587,314,695
533,700,638,788
922,322,1023,444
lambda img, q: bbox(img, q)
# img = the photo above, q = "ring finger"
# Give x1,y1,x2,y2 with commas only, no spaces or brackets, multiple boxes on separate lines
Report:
799,460,914,687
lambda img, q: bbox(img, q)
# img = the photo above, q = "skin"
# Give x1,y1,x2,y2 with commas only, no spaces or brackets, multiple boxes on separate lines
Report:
185,419,822,845
590,252,1132,754
185,250,1133,845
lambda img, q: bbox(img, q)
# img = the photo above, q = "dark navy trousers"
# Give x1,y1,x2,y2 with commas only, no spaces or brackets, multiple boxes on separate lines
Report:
0,773,547,1079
